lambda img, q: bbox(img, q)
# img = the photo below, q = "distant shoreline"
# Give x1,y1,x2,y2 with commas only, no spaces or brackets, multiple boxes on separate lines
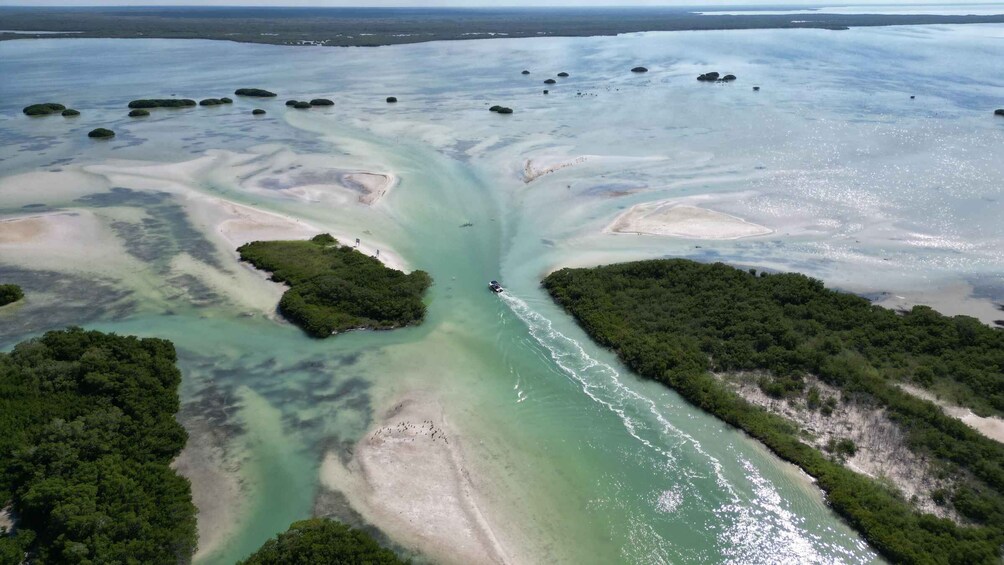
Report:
2,6,1004,47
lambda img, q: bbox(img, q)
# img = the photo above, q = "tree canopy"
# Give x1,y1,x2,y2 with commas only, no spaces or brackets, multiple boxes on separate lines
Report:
0,285,23,307
238,518,405,565
238,234,431,338
0,328,196,564
544,259,1004,564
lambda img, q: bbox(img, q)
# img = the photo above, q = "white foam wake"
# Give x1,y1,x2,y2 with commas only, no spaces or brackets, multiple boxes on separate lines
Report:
499,292,871,563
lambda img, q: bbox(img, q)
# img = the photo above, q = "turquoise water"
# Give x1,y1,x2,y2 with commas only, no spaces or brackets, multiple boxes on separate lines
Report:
2,24,1003,564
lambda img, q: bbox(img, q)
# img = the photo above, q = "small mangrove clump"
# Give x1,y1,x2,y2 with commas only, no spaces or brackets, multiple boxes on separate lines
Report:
544,78,557,84
557,72,569,77
698,72,737,82
753,86,761,91
87,128,115,139
235,88,277,97
199,98,224,106
995,109,1004,116
631,66,649,73
543,90,549,94
128,109,150,117
128,99,196,109
252,109,266,115
285,100,298,106
310,98,334,106
221,97,233,104
521,70,530,75
386,96,398,103
22,103,66,116
61,109,80,117
0,284,24,307
237,235,431,338
489,105,502,112
293,101,312,109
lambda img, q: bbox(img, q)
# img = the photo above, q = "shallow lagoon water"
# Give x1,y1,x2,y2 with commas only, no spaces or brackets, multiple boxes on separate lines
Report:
1,24,1003,564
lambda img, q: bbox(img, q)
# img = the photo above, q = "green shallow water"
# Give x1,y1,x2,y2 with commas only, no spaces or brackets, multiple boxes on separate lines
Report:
77,123,876,564
3,22,1003,564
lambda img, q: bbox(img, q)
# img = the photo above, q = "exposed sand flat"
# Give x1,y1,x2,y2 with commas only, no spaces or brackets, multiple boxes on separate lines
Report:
898,384,1004,444
320,393,511,565
172,426,245,561
608,202,772,240
343,172,396,205
523,155,588,183
0,211,133,273
82,156,409,273
521,153,666,184
720,373,961,521
872,283,1002,327
208,198,408,273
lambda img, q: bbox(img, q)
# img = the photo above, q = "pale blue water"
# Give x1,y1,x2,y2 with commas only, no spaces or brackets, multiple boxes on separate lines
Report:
2,23,1003,564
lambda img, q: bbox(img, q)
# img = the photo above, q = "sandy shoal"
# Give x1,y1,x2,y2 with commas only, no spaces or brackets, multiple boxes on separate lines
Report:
872,283,1002,327
82,153,409,273
0,210,134,273
320,392,511,565
172,425,245,561
607,201,772,240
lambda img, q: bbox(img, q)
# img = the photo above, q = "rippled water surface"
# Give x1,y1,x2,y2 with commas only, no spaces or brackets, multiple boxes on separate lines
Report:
2,23,1003,564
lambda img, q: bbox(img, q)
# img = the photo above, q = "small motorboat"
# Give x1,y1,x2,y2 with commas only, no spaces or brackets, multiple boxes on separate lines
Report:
488,280,504,293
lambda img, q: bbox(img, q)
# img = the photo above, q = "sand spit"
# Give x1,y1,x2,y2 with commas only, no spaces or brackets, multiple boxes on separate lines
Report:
872,283,1002,327
720,373,961,522
521,153,666,184
82,155,409,273
608,201,772,240
0,211,133,273
320,394,511,565
523,156,588,183
201,146,397,206
898,384,1004,444
343,172,396,205
172,425,246,561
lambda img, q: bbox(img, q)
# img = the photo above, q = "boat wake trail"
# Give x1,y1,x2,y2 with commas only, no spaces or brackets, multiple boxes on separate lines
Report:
499,292,863,564
499,293,726,483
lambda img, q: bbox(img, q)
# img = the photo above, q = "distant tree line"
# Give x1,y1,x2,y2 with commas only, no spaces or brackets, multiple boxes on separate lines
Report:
544,259,1004,564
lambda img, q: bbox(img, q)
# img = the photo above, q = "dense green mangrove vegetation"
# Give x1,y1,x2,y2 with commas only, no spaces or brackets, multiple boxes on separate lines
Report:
128,99,197,109
234,88,276,97
0,285,22,307
238,234,431,338
544,259,1004,564
0,328,196,564
21,103,65,116
129,109,151,117
238,518,405,565
60,109,79,117
87,128,115,139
